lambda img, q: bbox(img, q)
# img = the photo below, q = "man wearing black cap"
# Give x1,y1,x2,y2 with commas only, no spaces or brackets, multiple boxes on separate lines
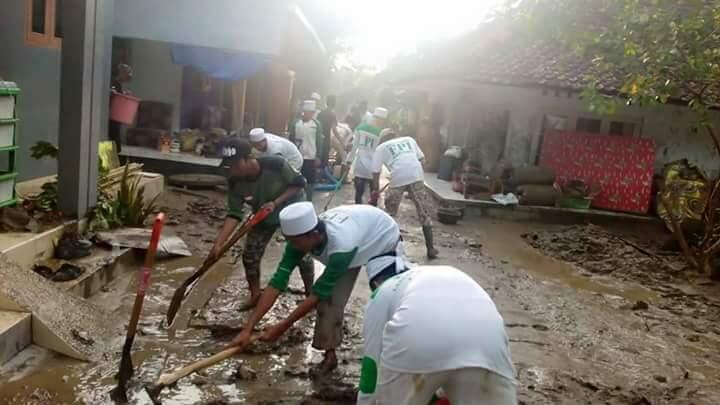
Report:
210,139,314,310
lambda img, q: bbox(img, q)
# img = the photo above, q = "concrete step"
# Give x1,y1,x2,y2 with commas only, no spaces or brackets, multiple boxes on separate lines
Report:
0,310,31,365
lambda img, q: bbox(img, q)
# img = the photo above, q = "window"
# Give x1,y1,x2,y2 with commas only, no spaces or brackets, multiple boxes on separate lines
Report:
609,121,636,136
576,117,602,133
543,114,568,132
25,0,61,49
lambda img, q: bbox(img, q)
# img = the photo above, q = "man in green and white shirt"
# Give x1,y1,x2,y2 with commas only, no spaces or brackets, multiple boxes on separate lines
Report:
229,202,404,374
344,107,389,204
357,260,517,405
371,132,438,258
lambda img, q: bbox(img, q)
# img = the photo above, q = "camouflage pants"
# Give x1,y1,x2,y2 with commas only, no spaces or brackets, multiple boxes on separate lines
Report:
384,181,434,226
242,225,314,285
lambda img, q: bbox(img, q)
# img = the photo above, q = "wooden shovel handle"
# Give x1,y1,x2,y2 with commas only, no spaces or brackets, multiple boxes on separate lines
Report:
156,335,258,386
202,206,273,270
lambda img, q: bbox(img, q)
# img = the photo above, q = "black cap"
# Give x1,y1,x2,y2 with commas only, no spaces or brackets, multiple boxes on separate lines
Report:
219,138,252,167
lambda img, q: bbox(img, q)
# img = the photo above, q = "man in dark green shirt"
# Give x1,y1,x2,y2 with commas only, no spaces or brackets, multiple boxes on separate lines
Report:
209,139,314,310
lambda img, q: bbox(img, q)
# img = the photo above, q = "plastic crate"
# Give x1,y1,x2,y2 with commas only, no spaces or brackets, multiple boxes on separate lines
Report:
0,96,15,120
0,172,17,207
0,82,19,120
0,120,16,148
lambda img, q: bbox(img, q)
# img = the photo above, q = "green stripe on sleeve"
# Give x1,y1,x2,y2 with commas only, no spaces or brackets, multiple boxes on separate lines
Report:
312,249,357,300
268,243,305,291
359,356,378,395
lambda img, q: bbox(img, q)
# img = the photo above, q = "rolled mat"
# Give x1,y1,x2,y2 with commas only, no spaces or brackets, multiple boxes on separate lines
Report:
516,184,557,206
506,166,556,185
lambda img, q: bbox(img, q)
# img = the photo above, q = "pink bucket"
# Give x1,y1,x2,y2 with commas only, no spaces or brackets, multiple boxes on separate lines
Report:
110,92,140,125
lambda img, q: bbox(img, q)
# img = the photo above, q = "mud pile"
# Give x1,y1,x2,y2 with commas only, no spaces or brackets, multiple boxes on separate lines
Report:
0,255,115,361
523,225,683,284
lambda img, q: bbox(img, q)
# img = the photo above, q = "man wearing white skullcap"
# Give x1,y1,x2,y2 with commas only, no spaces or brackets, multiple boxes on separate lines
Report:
229,202,405,375
293,100,323,200
249,128,303,171
343,107,390,204
357,263,517,405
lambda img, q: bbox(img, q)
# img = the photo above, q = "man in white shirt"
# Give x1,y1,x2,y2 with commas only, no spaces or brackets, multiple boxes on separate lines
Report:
357,260,517,405
249,128,303,171
344,107,389,204
371,132,438,258
229,203,406,375
293,100,323,200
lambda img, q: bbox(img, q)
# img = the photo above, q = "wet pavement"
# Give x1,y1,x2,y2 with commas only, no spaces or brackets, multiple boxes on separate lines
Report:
1,186,720,404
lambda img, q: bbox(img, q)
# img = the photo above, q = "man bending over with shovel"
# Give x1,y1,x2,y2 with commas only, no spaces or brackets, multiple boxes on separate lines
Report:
229,202,405,375
211,139,315,311
357,259,517,404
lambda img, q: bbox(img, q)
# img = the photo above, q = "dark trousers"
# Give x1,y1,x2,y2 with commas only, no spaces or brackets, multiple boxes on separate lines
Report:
353,177,376,204
302,159,316,200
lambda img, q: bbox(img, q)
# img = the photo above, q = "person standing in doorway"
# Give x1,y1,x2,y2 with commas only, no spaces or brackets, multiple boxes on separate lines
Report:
109,63,133,153
294,100,323,200
317,95,338,169
343,107,388,204
370,131,438,259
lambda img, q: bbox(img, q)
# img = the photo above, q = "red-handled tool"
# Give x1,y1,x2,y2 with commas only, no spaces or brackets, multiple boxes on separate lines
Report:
165,206,272,327
111,213,166,402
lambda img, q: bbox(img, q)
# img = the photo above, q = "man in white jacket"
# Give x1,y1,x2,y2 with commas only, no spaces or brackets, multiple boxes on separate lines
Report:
249,128,303,171
357,259,517,405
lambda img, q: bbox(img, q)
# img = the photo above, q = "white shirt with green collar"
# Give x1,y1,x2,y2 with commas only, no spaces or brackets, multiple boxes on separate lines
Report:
357,266,516,404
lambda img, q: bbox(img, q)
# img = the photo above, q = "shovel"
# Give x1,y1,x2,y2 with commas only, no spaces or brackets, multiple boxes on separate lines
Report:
144,337,256,404
110,213,166,403
165,206,272,327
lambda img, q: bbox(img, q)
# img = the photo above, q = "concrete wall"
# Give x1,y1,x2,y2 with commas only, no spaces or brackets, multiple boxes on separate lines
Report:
431,82,720,177
114,0,289,55
124,39,183,130
0,1,59,180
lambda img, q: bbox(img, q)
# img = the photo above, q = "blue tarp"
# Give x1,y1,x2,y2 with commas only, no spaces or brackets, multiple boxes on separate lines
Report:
171,44,273,81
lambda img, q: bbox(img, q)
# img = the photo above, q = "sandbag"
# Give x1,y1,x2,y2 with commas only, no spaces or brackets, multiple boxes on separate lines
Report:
506,166,556,185
517,184,557,206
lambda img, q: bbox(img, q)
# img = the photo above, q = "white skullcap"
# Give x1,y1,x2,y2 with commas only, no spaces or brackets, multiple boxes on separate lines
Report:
366,241,410,281
311,92,322,101
280,202,318,236
249,128,266,143
373,107,389,119
303,100,317,112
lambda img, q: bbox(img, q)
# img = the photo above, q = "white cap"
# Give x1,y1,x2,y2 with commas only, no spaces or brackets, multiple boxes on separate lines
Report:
311,92,322,101
280,202,318,236
373,107,389,119
303,100,317,112
249,128,266,143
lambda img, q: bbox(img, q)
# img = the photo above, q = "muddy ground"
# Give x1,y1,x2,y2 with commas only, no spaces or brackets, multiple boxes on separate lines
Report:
1,184,720,404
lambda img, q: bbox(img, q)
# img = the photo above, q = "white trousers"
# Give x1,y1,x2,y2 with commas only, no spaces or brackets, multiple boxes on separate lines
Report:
375,367,517,405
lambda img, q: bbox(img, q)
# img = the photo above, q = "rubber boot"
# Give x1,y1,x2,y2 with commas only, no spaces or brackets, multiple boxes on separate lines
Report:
422,225,439,259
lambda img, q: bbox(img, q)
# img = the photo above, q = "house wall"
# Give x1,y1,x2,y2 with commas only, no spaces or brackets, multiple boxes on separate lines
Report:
433,82,719,177
124,39,183,130
0,0,59,180
114,0,288,55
